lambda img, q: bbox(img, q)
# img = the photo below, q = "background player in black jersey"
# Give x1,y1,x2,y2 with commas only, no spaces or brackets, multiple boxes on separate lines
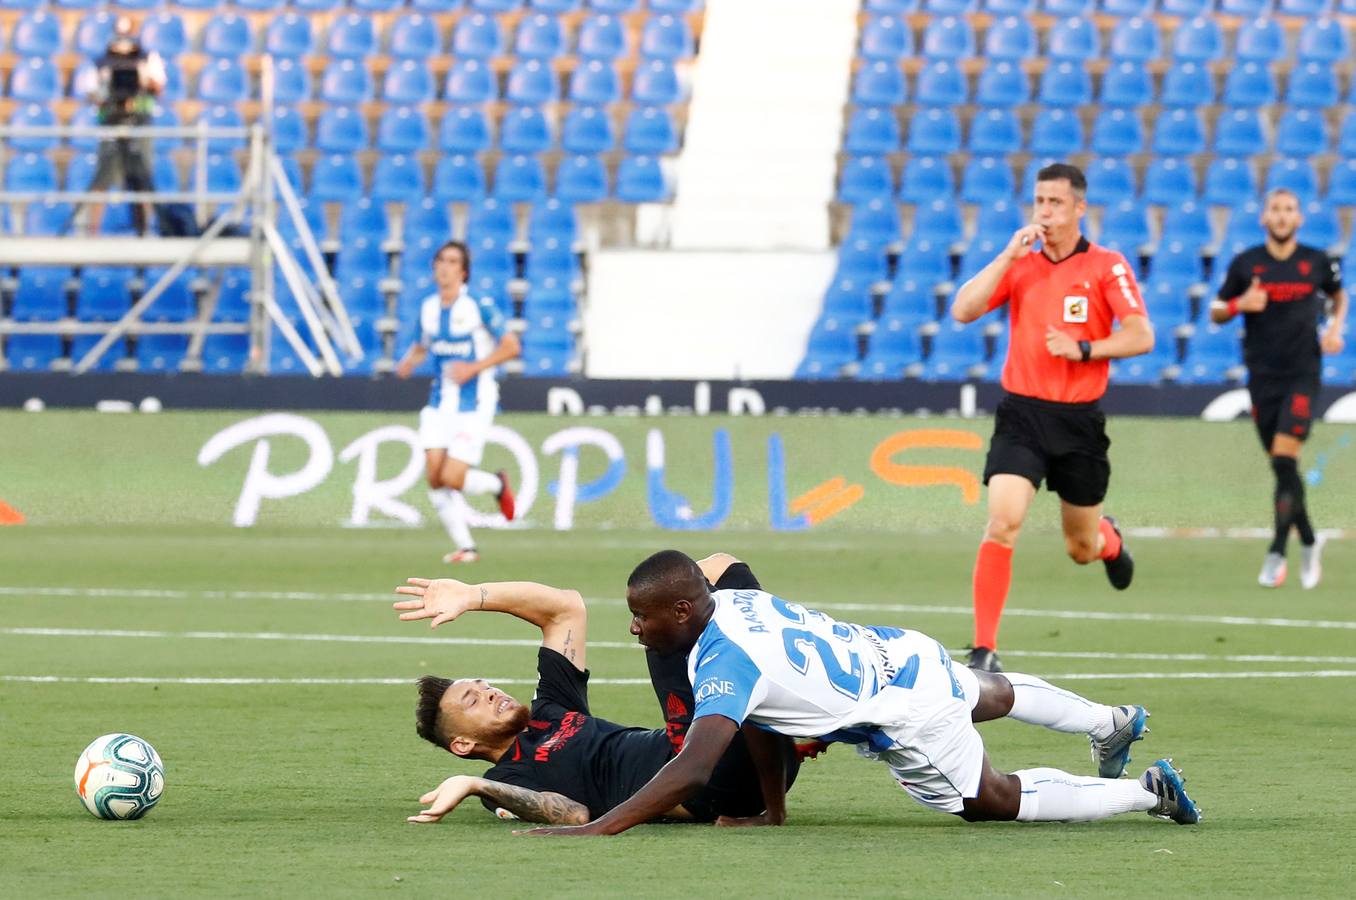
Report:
1211,188,1348,589
393,554,802,826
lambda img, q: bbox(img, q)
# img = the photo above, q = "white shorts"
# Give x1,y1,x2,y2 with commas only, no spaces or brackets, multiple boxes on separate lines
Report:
418,405,493,466
852,633,986,815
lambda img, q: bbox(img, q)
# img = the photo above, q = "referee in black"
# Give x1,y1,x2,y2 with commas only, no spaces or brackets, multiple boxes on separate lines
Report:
1211,188,1348,589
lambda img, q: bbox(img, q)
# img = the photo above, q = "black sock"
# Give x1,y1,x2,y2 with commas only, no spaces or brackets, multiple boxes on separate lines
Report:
1270,456,1304,554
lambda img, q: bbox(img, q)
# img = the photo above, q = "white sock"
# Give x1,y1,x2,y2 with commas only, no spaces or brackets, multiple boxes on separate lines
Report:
1003,672,1115,738
427,489,475,550
462,468,502,496
1014,768,1157,822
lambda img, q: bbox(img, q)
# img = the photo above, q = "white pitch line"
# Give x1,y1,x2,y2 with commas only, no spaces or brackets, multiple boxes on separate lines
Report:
4,626,1356,665
4,671,1356,686
3,585,1355,631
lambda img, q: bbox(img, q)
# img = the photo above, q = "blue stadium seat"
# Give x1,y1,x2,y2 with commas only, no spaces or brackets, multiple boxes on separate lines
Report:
1020,156,1060,198
263,13,310,57
444,60,496,104
1089,108,1143,155
640,14,694,59
1235,17,1285,63
336,236,387,281
1173,17,1223,61
63,152,98,192
960,156,1015,205
1219,0,1269,13
1108,16,1160,61
1299,201,1340,250
846,200,900,247
200,334,249,373
897,238,951,285
561,105,616,154
271,58,311,103
845,108,900,155
570,59,622,104
452,13,504,58
1030,109,1082,156
555,155,608,203
921,16,976,59
315,106,368,153
472,0,525,10
11,268,70,321
821,279,873,324
1339,111,1356,157
974,200,1024,243
899,156,954,205
6,103,56,152
1178,325,1242,384
140,268,196,323
23,200,71,236
494,154,548,201
1297,17,1348,63
320,60,374,104
505,59,560,104
406,197,452,242
913,199,964,246
1326,159,1356,205
984,15,1037,59
796,318,857,380
377,105,429,153
632,60,681,104
8,58,58,101
74,12,115,58
1160,0,1208,15
5,334,65,372
1143,158,1197,207
1266,159,1318,204
516,13,565,58
967,108,1021,155
911,107,963,155
338,197,388,243
1114,340,1178,384
881,277,934,320
974,60,1029,106
1047,17,1099,60
310,154,364,201
1221,62,1276,108
648,0,705,8
204,13,252,57
76,267,132,322
328,13,378,59
341,277,385,321
624,106,678,154
1222,201,1262,251
1276,109,1328,158
854,61,908,106
520,332,574,378
860,14,912,60
1038,61,1091,107
913,61,965,106
1100,199,1150,249
922,322,986,381
389,14,440,59
1045,0,1094,11
616,155,670,202
1143,281,1192,327
1162,201,1212,249
1214,109,1266,157
1099,61,1152,108
1286,62,1337,109
140,12,187,58
12,10,61,57
275,154,302,194
1152,109,1206,155
860,315,924,380
204,153,242,193
525,238,580,286
5,152,56,192
957,238,1001,286
410,0,465,8
578,14,625,59
293,0,340,10
924,0,977,11
528,198,578,245
468,236,514,282
383,60,435,103
1322,342,1356,387
1282,0,1335,13
197,58,248,103
438,107,490,153
1160,61,1214,108
372,153,425,202
433,155,486,202
1085,157,1136,207
500,106,553,154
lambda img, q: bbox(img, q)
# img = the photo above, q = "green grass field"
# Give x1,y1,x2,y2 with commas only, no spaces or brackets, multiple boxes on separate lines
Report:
2,413,1354,897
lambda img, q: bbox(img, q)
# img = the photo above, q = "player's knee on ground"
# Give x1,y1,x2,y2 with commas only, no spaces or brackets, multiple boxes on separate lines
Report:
1064,532,1100,564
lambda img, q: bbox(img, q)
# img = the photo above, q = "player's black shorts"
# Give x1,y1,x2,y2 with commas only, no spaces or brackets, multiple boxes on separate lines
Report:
1249,372,1319,449
982,392,1111,507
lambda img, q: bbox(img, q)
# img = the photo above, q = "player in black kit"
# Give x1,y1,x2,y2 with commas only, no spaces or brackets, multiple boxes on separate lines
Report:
393,554,805,826
1211,188,1348,589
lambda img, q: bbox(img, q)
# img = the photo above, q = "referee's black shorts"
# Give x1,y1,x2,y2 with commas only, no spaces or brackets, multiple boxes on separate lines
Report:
1248,372,1320,450
983,393,1111,507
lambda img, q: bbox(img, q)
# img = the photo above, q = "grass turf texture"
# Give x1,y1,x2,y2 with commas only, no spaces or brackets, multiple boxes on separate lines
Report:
2,413,1354,896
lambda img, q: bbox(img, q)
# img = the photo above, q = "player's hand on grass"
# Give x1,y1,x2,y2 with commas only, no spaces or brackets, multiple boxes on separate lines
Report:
1320,325,1344,355
1044,325,1081,361
714,813,781,827
1004,224,1046,261
513,823,604,837
1238,276,1269,313
393,577,479,628
407,776,477,824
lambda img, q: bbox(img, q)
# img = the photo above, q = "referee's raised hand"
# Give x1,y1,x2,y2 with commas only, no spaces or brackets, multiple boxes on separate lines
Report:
1004,224,1047,261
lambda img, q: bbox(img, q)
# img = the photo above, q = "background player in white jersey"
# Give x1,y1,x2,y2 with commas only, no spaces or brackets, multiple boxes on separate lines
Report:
521,551,1201,836
396,240,520,564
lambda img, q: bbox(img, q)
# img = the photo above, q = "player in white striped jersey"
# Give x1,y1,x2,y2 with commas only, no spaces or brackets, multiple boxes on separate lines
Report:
396,240,520,564
520,551,1201,836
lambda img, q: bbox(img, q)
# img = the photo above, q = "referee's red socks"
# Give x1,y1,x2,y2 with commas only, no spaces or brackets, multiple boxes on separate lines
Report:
972,540,1014,651
1098,517,1123,561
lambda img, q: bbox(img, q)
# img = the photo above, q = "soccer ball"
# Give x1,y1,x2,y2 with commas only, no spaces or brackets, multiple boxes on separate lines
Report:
74,733,165,820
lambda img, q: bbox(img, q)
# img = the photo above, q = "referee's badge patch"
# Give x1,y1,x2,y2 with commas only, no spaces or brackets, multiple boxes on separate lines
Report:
1063,295,1089,323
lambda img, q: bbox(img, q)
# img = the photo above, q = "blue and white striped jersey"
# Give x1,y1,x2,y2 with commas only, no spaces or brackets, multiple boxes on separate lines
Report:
417,289,507,412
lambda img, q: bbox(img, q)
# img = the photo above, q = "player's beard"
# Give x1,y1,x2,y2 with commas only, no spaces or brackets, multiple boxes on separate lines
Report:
489,704,531,742
1266,225,1296,244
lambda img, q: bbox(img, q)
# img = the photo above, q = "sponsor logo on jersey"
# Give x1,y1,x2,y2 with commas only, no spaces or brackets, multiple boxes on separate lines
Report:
534,711,586,762
1298,260,1312,276
431,339,473,356
695,679,736,703
1063,295,1088,323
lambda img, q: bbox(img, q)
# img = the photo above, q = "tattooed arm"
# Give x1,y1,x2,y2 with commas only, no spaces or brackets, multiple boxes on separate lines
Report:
408,775,590,826
394,579,587,670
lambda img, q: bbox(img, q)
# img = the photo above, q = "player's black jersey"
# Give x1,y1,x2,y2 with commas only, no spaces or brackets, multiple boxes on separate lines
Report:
481,647,673,819
1218,244,1342,378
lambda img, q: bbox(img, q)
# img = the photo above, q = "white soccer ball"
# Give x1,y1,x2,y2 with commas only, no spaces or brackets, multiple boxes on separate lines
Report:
74,733,165,820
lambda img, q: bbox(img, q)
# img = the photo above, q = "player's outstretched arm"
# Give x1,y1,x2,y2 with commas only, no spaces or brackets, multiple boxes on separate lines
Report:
716,724,789,828
408,775,589,826
394,578,587,669
516,715,740,837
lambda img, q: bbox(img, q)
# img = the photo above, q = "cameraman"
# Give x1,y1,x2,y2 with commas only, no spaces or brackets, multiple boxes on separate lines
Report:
78,15,166,236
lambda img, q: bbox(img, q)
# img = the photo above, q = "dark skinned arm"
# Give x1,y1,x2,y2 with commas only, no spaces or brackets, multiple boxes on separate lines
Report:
515,715,740,836
716,724,789,827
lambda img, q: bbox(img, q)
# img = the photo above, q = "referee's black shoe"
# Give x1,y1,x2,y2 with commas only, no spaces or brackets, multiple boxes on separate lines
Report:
966,646,1003,673
1102,515,1134,590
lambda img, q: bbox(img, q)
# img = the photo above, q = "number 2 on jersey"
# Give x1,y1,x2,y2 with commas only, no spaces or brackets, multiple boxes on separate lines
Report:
771,596,864,700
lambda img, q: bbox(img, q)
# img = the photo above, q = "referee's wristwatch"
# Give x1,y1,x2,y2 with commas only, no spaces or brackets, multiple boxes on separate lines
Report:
1078,340,1092,362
